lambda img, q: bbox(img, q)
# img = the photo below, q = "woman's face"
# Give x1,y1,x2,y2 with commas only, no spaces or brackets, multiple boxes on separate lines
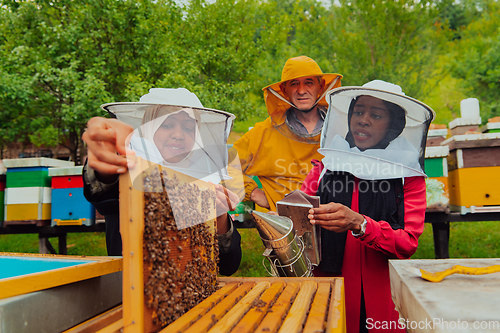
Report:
153,111,196,163
349,96,391,150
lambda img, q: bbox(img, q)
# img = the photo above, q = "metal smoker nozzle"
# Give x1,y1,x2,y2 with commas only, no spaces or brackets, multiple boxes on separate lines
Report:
251,210,312,277
251,210,293,247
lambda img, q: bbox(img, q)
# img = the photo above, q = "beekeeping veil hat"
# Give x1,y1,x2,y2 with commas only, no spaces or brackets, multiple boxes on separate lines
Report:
319,80,435,180
101,87,243,185
262,56,342,144
101,88,245,227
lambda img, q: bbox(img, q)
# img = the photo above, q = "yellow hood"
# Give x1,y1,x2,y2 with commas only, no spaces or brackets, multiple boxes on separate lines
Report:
262,56,342,125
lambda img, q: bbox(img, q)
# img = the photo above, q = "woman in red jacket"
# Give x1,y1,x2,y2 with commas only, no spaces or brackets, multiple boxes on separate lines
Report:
301,80,435,332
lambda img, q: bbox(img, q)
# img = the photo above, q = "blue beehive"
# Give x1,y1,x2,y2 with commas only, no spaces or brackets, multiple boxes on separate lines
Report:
49,166,95,226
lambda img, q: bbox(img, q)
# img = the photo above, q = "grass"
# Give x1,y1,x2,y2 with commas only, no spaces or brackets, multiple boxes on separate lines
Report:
1,222,499,277
0,232,107,256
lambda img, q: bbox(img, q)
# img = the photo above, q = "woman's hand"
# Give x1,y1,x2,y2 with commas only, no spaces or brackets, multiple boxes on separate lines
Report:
213,183,240,215
82,117,135,182
308,202,365,233
212,183,240,235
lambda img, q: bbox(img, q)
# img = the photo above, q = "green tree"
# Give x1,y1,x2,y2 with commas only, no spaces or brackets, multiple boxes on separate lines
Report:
159,0,291,122
321,0,446,99
0,0,182,163
450,0,500,121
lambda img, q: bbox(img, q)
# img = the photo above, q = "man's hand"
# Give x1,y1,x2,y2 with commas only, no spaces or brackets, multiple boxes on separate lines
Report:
250,188,270,209
308,202,364,233
82,117,134,182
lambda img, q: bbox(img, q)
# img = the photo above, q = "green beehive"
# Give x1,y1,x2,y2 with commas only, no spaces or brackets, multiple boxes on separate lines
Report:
6,168,51,188
0,173,5,225
3,158,74,225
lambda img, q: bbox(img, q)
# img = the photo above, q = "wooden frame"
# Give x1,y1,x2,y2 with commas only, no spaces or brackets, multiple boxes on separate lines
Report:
120,157,218,333
66,277,346,333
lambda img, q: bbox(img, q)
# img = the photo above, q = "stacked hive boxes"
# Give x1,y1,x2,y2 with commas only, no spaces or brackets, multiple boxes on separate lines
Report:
3,158,74,226
480,117,500,134
424,145,450,212
449,98,482,136
424,126,450,212
442,99,500,213
0,171,5,227
443,132,500,213
49,166,95,226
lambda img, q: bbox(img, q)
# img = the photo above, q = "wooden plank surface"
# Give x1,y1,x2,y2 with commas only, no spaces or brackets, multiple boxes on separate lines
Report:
303,282,330,332
76,277,345,333
161,283,240,333
326,279,346,333
183,282,255,333
120,160,146,333
230,282,285,333
278,280,317,333
390,259,500,333
253,282,300,333
208,281,270,333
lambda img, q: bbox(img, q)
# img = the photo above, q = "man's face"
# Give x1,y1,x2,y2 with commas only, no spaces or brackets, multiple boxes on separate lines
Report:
282,76,324,111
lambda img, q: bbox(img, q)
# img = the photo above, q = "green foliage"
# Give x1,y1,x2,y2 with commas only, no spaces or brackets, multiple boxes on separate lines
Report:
449,0,500,121
327,0,447,99
1,0,499,157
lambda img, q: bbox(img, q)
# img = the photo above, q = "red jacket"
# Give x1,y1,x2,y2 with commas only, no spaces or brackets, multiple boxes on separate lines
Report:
301,161,426,333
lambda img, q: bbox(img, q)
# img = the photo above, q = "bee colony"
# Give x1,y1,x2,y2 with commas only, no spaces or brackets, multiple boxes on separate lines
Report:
120,158,219,333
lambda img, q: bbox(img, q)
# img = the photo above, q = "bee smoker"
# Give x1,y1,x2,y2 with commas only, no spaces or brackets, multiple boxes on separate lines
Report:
251,211,313,277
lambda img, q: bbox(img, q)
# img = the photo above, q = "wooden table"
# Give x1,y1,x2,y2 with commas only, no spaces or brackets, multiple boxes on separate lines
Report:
389,258,500,332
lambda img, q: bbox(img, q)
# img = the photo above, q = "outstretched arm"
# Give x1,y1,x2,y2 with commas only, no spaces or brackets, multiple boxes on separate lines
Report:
82,117,134,182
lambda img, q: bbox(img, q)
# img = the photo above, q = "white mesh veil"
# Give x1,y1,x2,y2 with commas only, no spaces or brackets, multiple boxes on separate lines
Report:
100,88,244,229
319,80,435,181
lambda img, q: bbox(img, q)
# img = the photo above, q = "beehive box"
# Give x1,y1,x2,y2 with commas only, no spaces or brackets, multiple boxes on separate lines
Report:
119,158,219,332
426,127,448,147
424,146,449,212
0,252,122,333
3,158,74,225
480,117,500,134
49,166,95,226
443,133,500,213
0,173,5,226
163,277,345,333
68,277,346,333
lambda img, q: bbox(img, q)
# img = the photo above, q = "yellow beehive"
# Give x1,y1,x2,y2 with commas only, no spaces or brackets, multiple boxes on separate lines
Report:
443,133,500,212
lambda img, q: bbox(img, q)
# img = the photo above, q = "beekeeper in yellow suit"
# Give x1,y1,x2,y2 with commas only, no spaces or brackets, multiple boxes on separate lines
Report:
232,56,342,211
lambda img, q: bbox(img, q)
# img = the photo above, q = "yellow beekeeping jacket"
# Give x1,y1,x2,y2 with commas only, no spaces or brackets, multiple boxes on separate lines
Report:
232,118,325,212
233,56,342,211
